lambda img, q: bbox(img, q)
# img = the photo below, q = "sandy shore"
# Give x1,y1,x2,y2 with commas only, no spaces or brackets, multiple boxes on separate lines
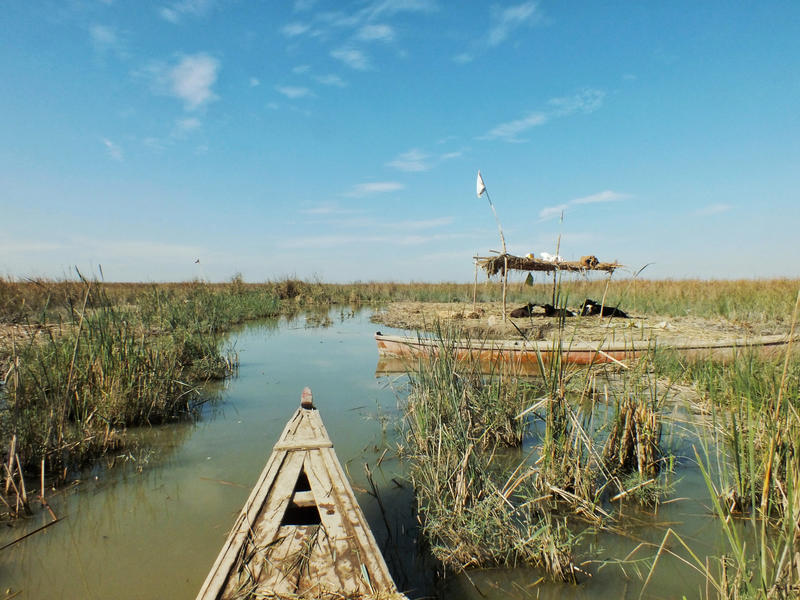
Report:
371,301,783,345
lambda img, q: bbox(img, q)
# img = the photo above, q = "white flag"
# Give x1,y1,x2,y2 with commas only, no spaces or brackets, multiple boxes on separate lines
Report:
476,171,486,197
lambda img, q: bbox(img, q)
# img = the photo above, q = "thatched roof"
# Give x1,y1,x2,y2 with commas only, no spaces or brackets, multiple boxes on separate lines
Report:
476,253,621,277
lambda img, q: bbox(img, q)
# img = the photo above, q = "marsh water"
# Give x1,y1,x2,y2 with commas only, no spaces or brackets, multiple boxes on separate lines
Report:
0,309,745,599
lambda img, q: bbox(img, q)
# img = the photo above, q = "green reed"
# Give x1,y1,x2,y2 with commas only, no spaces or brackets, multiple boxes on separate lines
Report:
402,325,580,581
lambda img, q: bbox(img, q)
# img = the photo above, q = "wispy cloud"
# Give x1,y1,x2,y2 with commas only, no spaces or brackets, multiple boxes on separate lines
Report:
282,22,311,37
454,1,542,63
539,190,630,220
275,85,313,99
102,137,123,161
315,74,347,87
89,24,120,54
548,89,605,116
170,54,219,110
159,0,215,23
249,77,260,87
280,0,437,71
572,190,628,205
488,2,541,46
694,203,732,216
174,117,202,134
331,47,370,70
538,204,567,221
356,23,394,42
481,89,605,142
144,53,220,111
386,147,463,172
343,181,404,197
386,149,431,172
481,113,547,143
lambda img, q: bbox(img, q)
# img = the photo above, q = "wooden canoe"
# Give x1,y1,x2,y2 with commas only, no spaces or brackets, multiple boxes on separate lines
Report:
374,331,798,370
196,388,406,600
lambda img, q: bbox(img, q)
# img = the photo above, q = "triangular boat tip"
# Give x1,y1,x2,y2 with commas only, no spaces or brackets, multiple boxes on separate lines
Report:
300,386,314,409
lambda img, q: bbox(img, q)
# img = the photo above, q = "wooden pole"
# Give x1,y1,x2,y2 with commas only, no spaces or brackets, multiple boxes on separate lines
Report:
502,255,509,322
472,260,478,312
600,272,613,322
552,210,564,306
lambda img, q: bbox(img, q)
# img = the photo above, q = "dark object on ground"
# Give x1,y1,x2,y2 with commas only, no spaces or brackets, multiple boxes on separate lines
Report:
580,298,629,318
509,303,536,318
540,303,575,318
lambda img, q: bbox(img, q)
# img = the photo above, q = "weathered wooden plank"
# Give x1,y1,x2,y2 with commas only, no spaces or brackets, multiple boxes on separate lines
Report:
316,445,398,592
196,392,406,600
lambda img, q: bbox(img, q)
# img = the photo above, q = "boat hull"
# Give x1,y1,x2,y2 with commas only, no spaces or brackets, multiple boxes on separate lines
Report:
374,331,796,371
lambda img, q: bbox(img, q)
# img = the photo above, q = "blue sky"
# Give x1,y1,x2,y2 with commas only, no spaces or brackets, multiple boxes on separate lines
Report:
1,1,798,283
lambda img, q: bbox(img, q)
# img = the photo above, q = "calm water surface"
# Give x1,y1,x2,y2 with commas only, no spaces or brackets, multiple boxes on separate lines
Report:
0,309,741,599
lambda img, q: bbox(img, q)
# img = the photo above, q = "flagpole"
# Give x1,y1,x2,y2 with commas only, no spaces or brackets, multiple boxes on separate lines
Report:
484,190,507,255
477,171,509,321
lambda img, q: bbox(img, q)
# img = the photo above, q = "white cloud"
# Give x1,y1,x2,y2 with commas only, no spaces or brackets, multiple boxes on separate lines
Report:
282,22,311,36
90,24,117,48
386,147,463,172
293,64,311,74
175,117,202,133
481,112,547,142
315,74,347,87
102,138,123,161
694,203,732,216
167,53,220,110
343,181,404,197
362,0,437,20
453,52,474,64
538,204,567,220
548,89,605,116
159,8,180,23
571,190,629,204
488,2,541,46
158,0,215,23
386,149,431,172
249,77,260,87
356,24,394,42
275,85,313,99
481,89,605,143
331,47,370,70
539,190,631,221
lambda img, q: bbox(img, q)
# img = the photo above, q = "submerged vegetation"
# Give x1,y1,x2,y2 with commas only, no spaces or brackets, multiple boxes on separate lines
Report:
397,283,799,597
400,322,677,584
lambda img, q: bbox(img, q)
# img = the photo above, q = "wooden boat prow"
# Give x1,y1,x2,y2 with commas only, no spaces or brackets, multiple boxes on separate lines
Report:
197,388,406,600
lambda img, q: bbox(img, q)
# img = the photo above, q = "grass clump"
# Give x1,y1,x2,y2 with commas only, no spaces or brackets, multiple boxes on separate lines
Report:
402,326,580,581
1,278,240,482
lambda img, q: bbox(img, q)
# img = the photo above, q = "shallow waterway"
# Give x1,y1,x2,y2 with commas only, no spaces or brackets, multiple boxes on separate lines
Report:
0,309,749,599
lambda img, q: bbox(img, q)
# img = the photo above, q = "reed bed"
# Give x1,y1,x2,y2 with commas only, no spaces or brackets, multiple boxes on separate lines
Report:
402,326,580,581
636,292,800,598
3,276,799,326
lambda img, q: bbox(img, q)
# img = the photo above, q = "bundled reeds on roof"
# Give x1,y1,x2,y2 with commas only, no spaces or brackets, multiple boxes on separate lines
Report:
476,253,621,277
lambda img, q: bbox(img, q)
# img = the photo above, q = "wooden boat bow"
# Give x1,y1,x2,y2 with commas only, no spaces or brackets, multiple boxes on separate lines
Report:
196,388,406,600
